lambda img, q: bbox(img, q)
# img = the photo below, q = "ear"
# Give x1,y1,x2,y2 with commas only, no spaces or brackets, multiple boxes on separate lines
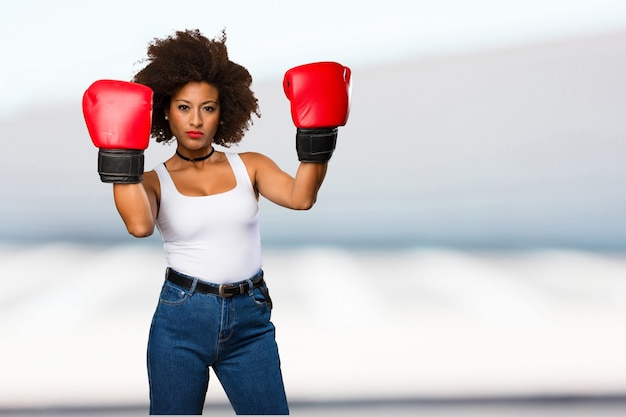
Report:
164,110,169,121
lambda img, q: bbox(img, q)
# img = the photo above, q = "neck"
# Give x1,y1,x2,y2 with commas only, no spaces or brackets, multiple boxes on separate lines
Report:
176,147,215,163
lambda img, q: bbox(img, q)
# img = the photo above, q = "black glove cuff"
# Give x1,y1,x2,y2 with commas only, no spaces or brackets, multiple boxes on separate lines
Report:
98,149,144,183
295,128,338,162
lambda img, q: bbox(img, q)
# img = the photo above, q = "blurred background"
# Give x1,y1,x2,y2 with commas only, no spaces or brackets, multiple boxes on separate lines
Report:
1,1,626,416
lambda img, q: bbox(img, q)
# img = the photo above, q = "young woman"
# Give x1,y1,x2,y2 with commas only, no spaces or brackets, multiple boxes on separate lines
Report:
83,29,350,415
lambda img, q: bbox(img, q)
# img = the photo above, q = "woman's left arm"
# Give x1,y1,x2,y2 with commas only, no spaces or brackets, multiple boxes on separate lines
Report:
243,153,328,210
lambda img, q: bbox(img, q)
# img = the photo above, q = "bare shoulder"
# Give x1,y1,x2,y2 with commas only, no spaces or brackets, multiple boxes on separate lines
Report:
238,152,287,193
142,170,160,197
239,151,278,170
143,169,159,185
239,151,272,163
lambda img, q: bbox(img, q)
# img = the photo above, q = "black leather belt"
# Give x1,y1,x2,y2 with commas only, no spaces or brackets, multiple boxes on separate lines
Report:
166,268,265,297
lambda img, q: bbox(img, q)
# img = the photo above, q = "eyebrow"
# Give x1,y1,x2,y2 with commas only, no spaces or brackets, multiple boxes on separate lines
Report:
173,99,219,105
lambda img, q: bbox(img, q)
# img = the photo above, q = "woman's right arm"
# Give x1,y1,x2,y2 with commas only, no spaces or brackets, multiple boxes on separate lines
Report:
113,171,159,238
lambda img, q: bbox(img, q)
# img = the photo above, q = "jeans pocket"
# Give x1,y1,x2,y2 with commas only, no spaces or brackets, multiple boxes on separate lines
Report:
159,281,190,306
252,285,273,310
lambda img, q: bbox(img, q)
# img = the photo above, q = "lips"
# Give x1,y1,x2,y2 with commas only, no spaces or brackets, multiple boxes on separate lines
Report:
186,131,204,139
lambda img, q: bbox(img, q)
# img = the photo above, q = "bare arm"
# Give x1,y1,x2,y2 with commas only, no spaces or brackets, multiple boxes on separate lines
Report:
289,162,328,209
245,153,328,210
112,171,159,237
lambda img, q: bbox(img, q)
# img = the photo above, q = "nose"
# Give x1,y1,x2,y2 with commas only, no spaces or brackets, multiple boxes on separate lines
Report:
190,109,203,127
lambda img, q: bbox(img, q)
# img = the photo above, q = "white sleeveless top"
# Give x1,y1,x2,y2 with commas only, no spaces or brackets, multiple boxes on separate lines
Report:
154,152,262,284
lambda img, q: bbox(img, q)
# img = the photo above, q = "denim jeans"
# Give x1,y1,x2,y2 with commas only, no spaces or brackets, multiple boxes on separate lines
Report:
147,269,289,415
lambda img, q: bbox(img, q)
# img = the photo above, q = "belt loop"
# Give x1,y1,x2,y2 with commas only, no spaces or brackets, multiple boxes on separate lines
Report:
246,279,254,296
189,278,199,296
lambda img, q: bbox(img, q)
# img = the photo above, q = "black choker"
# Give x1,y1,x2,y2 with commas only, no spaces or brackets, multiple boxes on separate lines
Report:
176,147,215,162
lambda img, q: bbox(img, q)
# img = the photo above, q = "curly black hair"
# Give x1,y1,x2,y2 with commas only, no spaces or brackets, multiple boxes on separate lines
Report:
132,29,260,146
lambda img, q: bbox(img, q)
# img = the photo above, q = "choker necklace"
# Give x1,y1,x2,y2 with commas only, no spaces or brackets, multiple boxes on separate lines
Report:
176,147,215,162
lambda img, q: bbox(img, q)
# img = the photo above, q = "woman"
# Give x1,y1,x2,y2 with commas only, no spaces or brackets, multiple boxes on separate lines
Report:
84,29,350,414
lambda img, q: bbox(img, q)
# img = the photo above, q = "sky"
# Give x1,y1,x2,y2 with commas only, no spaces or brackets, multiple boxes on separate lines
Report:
2,0,626,117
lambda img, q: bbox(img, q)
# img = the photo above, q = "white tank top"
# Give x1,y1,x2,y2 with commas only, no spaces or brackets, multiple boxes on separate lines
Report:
154,152,262,284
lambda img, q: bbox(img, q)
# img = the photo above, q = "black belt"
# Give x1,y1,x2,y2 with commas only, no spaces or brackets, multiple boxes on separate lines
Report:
166,268,265,297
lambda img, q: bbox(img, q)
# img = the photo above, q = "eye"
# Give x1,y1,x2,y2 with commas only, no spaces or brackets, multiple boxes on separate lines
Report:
203,105,216,112
177,104,190,111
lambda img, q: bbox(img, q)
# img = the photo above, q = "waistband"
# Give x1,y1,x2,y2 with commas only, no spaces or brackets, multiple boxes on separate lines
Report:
165,268,264,298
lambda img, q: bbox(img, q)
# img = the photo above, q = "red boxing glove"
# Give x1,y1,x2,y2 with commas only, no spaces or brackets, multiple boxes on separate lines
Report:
283,62,351,162
82,80,153,183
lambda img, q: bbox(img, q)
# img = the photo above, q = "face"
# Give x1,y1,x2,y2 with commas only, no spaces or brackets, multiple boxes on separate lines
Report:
165,81,220,151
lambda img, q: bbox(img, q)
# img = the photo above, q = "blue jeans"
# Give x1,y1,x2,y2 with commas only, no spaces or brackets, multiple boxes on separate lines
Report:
147,269,289,415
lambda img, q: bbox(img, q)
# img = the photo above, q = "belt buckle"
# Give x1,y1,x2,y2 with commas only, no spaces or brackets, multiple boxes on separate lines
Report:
218,284,235,298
